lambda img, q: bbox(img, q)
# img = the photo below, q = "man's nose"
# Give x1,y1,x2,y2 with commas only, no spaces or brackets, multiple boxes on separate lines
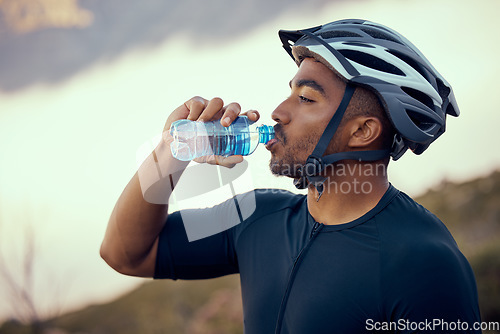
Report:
271,100,291,125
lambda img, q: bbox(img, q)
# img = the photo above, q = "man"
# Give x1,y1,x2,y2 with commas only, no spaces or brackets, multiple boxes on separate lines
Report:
101,19,481,333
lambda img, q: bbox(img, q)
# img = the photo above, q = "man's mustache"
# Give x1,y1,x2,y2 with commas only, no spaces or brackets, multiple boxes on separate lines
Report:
273,123,287,145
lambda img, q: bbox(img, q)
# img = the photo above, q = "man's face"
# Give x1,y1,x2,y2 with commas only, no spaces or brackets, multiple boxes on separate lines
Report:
268,58,347,177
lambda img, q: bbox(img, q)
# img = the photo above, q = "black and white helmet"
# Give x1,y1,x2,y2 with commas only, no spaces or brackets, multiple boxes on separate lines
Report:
279,19,459,160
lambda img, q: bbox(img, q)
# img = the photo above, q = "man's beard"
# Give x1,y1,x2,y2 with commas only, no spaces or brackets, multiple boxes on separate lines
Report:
269,124,320,178
269,153,304,178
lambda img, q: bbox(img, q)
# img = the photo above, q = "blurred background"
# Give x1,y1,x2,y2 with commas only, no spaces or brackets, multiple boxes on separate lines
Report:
0,0,499,333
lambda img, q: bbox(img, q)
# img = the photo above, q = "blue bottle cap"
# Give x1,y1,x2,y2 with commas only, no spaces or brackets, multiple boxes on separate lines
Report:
258,125,275,144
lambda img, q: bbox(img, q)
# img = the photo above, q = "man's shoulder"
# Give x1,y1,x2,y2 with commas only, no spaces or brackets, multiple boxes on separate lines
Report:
379,190,478,300
380,189,448,233
378,188,463,260
378,188,469,272
387,189,440,221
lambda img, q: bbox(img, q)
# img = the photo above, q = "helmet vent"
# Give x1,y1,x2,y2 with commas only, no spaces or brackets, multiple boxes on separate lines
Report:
343,42,375,48
401,86,434,110
406,108,436,134
436,77,451,101
338,49,405,76
318,31,361,39
360,28,403,45
387,49,430,84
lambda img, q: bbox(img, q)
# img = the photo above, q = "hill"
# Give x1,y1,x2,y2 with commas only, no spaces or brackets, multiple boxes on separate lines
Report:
1,170,499,333
1,275,243,334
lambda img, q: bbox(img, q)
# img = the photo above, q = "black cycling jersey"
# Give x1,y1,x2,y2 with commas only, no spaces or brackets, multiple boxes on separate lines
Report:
155,185,481,333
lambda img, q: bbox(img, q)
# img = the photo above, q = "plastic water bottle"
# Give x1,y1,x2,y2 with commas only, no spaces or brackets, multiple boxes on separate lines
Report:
169,116,274,161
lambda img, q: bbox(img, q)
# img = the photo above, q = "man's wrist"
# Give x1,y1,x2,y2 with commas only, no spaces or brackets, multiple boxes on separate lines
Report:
137,134,188,205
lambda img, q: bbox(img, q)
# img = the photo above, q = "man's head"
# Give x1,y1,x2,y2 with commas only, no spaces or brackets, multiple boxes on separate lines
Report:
278,19,459,160
269,57,393,178
270,19,459,188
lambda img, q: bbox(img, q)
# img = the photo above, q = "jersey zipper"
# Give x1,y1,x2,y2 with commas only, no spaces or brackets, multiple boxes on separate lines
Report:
274,221,323,334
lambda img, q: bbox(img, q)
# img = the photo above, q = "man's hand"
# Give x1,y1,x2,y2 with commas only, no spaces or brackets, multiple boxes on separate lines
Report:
163,96,260,168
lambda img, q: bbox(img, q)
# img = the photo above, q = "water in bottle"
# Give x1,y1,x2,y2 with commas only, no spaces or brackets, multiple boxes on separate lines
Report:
169,116,274,161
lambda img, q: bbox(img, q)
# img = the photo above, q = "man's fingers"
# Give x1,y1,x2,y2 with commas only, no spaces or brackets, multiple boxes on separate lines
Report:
193,97,224,122
241,109,260,122
216,155,244,168
185,96,210,121
220,103,242,127
221,108,260,127
181,97,257,128
194,154,244,168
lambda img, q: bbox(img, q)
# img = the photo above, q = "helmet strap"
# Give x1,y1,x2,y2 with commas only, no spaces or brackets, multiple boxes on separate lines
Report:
294,84,390,200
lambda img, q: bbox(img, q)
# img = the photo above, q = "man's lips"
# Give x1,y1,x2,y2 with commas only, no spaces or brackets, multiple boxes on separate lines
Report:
267,124,284,151
265,138,278,151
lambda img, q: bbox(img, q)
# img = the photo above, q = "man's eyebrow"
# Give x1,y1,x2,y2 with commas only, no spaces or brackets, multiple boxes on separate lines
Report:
289,79,326,97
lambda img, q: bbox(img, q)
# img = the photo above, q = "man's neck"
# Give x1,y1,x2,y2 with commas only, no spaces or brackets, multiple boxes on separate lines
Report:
306,161,389,225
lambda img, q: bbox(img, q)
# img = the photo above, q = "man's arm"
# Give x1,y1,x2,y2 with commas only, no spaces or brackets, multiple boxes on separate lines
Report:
99,139,185,277
100,96,257,277
383,241,482,333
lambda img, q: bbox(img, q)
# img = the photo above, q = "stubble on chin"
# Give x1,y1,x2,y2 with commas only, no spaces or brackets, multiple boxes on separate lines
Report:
269,120,344,178
268,127,343,178
269,155,302,178
268,141,315,178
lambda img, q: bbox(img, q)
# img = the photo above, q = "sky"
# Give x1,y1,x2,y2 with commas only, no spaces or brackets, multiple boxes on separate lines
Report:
0,0,499,323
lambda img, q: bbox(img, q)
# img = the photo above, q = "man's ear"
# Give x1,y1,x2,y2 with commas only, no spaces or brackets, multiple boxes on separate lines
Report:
347,117,383,149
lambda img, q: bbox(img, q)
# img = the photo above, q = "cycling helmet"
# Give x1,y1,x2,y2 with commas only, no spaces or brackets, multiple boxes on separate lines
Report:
279,19,459,160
